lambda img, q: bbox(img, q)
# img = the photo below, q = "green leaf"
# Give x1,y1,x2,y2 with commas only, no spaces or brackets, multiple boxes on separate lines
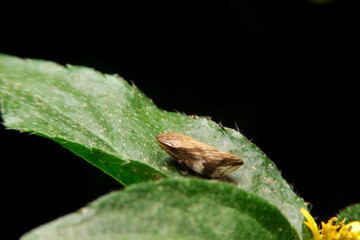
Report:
338,203,360,223
0,54,306,236
21,179,300,240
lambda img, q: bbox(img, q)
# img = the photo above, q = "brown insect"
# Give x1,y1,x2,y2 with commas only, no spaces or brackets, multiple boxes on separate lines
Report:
157,132,243,177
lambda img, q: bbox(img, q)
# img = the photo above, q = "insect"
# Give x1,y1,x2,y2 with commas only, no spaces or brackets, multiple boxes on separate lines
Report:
156,132,243,177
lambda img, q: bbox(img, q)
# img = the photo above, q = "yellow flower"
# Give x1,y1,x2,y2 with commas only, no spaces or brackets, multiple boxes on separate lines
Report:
301,208,360,240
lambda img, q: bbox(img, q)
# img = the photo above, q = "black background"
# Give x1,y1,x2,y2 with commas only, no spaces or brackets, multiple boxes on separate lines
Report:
1,0,359,238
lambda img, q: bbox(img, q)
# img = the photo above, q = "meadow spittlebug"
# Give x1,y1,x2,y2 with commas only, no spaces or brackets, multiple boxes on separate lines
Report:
157,132,243,177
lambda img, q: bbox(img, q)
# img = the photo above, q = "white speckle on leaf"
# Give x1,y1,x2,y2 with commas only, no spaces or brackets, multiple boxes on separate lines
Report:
81,207,88,213
265,177,273,184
